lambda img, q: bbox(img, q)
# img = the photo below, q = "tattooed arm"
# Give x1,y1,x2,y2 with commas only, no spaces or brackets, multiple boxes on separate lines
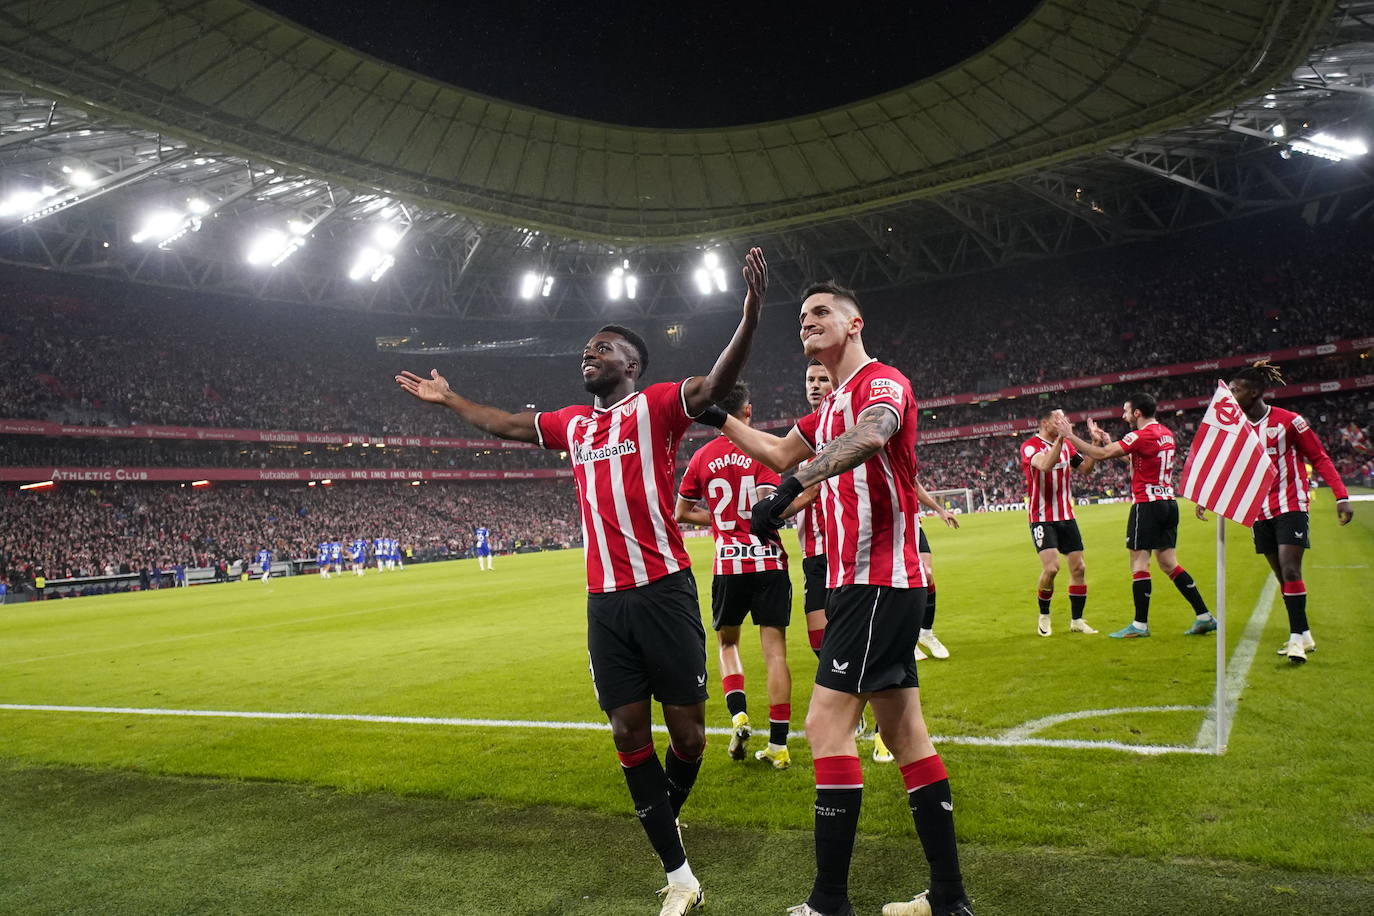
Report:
793,406,899,488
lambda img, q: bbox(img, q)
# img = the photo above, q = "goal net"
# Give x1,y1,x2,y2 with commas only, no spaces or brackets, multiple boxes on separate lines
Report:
926,487,975,515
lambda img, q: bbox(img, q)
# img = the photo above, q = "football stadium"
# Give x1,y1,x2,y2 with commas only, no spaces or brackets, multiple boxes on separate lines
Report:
2,2,1373,914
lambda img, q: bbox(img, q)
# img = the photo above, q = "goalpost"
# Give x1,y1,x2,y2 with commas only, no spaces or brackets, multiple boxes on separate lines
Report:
926,487,975,514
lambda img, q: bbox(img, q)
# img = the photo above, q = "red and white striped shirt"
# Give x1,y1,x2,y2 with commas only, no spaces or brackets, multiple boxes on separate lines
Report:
1120,421,1177,504
796,455,826,558
679,435,787,575
1021,434,1078,522
1250,404,1349,518
795,359,927,590
536,381,694,593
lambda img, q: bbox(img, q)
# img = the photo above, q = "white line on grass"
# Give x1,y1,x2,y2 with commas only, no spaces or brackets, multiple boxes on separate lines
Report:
0,703,1212,756
1002,705,1206,740
1194,575,1279,749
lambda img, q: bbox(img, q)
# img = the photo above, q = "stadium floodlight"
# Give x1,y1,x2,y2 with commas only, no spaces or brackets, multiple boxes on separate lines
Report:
0,188,47,218
19,480,55,491
607,259,637,300
625,273,638,300
697,250,728,293
131,209,186,245
348,223,403,282
542,275,555,297
1270,122,1287,139
520,271,541,299
1289,132,1368,162
187,198,212,215
246,223,307,267
190,479,210,488
62,165,95,188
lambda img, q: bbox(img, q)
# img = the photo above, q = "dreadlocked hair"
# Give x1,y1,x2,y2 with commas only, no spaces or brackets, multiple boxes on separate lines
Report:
1232,359,1285,391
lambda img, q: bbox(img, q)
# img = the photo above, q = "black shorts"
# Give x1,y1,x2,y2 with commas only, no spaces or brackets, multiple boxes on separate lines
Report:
1030,519,1085,555
711,569,791,630
1253,511,1311,553
1126,500,1179,551
815,584,924,694
586,569,708,711
918,528,931,555
802,554,829,612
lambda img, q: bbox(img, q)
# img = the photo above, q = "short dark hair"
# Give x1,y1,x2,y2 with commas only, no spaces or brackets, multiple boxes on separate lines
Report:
1037,406,1062,423
807,358,824,367
598,324,649,377
1231,359,1285,393
718,382,750,417
801,280,862,315
1125,392,1157,418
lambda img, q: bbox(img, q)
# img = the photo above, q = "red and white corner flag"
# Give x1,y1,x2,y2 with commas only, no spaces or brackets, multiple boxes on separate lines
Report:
1180,381,1278,527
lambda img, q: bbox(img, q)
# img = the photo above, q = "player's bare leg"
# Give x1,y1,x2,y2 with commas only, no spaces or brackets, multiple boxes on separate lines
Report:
609,700,703,911
717,625,751,759
1035,548,1060,636
755,625,793,768
1065,551,1095,634
867,689,970,916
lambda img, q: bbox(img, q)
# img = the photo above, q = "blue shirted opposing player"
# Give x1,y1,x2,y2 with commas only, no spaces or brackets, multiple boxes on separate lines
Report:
329,540,343,575
474,526,493,571
257,547,273,583
349,538,366,576
376,536,391,572
317,541,332,579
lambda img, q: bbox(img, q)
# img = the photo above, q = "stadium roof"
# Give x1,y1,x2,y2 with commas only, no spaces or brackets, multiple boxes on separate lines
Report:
1,0,1372,318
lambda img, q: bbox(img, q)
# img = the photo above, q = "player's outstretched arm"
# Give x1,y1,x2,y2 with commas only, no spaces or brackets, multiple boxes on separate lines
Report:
681,247,766,416
719,414,813,473
747,405,896,542
796,406,896,487
1065,428,1125,462
394,369,539,444
916,477,959,529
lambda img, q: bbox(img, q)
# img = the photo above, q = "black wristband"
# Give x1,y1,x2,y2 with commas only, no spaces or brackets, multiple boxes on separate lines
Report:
695,404,729,429
769,475,805,514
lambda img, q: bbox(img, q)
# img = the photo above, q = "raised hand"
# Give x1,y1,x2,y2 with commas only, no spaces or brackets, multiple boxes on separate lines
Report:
1053,415,1072,440
395,369,452,405
1087,418,1110,445
742,247,768,316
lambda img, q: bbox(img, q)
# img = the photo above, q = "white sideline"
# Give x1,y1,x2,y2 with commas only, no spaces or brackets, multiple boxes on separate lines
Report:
1002,705,1206,741
1195,575,1279,749
0,703,1210,756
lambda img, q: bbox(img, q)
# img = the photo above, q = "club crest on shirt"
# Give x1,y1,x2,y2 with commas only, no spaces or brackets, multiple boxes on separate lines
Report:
1266,427,1280,438
869,378,902,401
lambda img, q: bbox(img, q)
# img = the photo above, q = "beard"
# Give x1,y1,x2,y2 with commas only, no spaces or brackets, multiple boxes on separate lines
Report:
583,372,618,397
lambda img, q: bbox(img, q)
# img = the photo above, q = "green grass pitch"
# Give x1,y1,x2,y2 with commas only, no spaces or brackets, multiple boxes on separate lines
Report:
3,494,1373,914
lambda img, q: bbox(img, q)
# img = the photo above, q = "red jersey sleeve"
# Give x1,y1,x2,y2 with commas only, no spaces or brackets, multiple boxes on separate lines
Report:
535,406,583,451
679,447,705,500
1021,438,1043,470
1119,430,1140,453
1291,414,1350,500
795,411,821,451
645,379,695,437
852,372,907,429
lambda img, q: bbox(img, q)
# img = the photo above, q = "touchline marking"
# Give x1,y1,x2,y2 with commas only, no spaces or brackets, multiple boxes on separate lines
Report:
1195,575,1279,750
0,704,1209,756
1002,705,1206,741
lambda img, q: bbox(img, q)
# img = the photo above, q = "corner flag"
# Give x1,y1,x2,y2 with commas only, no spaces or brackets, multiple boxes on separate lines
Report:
1180,381,1277,527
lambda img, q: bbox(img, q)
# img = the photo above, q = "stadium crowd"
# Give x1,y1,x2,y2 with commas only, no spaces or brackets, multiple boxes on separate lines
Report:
1,222,1370,439
0,480,580,589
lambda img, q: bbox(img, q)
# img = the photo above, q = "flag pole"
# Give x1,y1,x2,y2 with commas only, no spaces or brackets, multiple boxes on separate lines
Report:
1215,513,1227,755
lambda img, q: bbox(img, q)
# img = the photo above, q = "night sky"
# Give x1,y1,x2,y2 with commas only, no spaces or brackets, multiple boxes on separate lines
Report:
256,1,1038,128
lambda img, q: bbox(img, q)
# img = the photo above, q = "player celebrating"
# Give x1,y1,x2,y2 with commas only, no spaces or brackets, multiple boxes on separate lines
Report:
474,525,494,571
1196,361,1353,663
1064,395,1215,638
317,541,332,579
256,546,272,583
714,281,971,916
1021,407,1099,637
329,539,343,576
676,382,796,770
397,247,767,916
349,537,366,576
797,360,834,658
